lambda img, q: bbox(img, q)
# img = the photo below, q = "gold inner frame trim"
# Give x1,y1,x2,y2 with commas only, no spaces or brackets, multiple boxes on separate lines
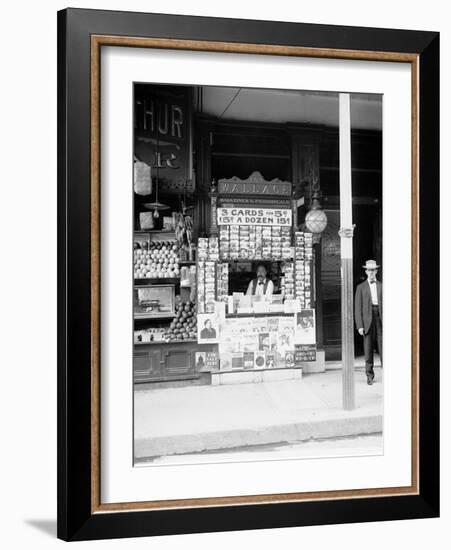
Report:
90,34,420,514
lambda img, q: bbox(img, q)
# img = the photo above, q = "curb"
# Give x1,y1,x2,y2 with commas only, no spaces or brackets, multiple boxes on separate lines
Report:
135,414,383,459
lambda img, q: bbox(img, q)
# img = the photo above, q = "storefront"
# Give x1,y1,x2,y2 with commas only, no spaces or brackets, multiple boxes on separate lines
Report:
133,84,382,384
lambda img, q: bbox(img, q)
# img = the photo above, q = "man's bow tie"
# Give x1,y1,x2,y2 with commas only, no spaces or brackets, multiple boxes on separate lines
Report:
369,280,376,284
258,281,264,285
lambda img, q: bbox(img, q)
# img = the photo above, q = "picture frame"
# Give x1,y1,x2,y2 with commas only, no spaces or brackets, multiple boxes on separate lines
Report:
57,8,439,541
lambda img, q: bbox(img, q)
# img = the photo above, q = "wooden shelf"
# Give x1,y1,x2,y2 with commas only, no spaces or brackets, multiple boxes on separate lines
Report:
134,313,175,320
134,229,176,234
225,311,293,318
222,258,293,262
134,277,180,284
134,338,198,346
163,339,199,344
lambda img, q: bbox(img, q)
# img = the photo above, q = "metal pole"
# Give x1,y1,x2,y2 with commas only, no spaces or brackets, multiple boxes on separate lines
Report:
339,93,355,410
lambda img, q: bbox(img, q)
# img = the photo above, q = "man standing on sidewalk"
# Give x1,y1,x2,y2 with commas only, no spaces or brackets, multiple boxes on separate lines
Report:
355,260,382,385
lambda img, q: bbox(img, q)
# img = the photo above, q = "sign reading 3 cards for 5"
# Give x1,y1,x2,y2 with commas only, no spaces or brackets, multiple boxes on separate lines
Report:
217,207,292,227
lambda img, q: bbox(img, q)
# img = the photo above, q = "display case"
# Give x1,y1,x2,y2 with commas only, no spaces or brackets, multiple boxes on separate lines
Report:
133,284,175,319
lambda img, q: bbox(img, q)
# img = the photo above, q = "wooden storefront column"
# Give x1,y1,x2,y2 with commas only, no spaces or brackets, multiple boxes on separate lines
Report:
194,119,213,237
339,93,355,410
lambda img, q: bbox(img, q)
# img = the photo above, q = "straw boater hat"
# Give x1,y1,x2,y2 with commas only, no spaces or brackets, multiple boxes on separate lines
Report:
362,259,379,270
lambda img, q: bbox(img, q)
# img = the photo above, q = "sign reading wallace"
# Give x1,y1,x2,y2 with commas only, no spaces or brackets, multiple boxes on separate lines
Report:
218,172,292,197
217,207,292,226
134,84,193,193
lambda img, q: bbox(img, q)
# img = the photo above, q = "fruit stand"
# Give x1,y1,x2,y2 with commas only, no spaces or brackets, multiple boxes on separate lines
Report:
133,227,206,384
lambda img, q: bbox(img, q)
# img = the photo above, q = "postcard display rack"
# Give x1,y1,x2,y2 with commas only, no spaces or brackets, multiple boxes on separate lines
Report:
195,214,318,382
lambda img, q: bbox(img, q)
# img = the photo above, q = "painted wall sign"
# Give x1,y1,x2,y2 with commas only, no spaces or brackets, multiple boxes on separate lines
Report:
218,172,292,197
217,207,292,226
134,85,193,193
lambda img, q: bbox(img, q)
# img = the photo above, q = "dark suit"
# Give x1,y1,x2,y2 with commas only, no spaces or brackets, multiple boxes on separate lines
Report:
355,280,382,378
200,327,216,339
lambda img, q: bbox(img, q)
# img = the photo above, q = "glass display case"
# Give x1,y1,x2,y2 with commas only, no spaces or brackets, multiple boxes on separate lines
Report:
133,284,175,319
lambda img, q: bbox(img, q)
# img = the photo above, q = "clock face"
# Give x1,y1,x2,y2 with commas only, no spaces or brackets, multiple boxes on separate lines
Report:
256,356,265,367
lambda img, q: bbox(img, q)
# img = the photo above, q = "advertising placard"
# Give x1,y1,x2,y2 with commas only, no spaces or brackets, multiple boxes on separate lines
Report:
217,207,292,227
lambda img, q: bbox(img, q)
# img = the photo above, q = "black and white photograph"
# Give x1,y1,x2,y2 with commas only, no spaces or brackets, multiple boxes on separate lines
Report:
295,309,316,344
133,82,384,465
197,313,219,343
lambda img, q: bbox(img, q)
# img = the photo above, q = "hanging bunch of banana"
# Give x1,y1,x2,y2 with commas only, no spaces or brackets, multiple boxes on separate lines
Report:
174,201,193,250
183,211,193,247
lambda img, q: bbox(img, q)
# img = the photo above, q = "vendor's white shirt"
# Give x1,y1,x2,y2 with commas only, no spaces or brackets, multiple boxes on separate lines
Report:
246,278,274,297
368,279,378,305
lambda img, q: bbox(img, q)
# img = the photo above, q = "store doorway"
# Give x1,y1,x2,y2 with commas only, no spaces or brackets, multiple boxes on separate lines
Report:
321,206,381,361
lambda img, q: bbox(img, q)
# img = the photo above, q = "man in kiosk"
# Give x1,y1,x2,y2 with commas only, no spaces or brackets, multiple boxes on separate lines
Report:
246,264,274,298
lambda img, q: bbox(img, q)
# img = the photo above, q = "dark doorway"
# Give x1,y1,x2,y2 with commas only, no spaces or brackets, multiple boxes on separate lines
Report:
321,205,381,360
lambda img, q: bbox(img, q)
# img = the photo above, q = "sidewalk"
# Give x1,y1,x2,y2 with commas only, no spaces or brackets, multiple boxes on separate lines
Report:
134,367,383,460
